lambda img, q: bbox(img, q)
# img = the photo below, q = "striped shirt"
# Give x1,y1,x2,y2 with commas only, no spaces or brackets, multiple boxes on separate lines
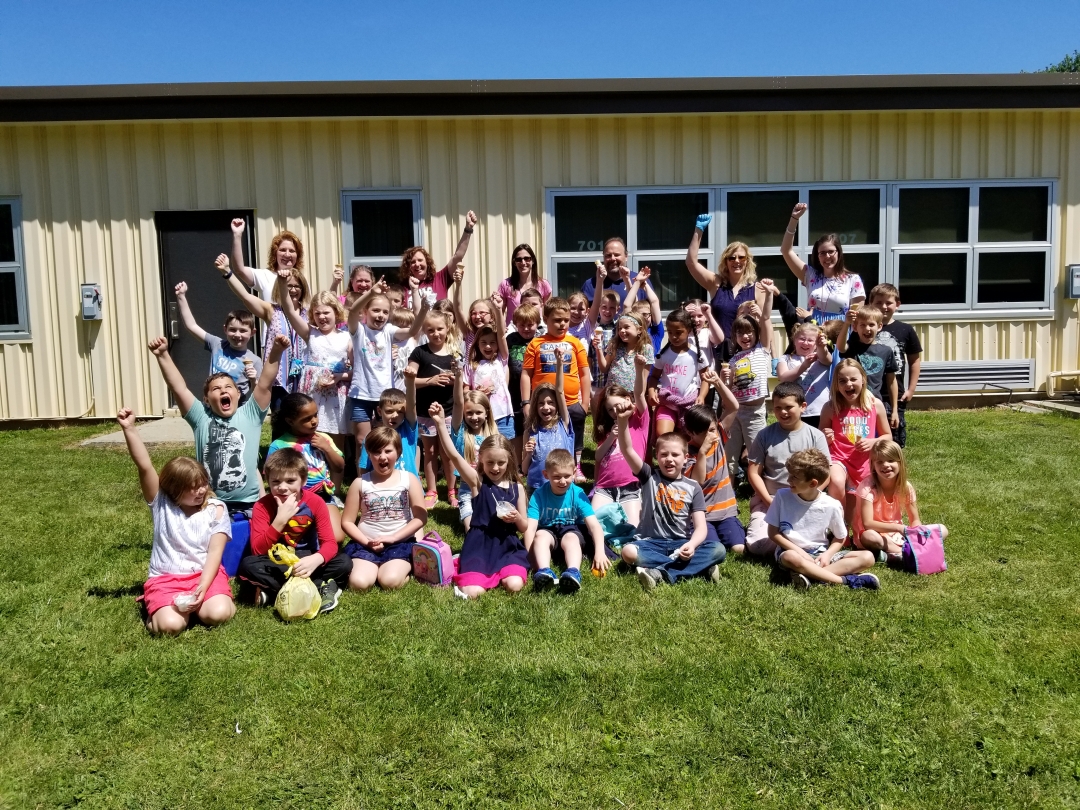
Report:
684,429,738,521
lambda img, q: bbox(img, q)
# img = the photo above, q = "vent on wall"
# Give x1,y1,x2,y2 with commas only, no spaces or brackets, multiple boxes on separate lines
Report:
915,360,1035,393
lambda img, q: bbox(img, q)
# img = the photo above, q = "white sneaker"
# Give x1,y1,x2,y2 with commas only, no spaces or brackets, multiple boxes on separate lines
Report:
790,572,811,591
636,566,661,591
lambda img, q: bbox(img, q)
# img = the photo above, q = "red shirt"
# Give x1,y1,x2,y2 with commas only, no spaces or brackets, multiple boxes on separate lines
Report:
250,489,338,561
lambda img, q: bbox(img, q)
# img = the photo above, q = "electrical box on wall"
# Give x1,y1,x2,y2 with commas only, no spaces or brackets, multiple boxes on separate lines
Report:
81,283,102,320
1068,266,1080,300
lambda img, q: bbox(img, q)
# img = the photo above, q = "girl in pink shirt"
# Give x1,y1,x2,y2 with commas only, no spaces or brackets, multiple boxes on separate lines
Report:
591,353,650,526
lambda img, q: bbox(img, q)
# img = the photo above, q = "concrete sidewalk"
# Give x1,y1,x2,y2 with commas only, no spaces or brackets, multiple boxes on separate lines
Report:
82,417,193,446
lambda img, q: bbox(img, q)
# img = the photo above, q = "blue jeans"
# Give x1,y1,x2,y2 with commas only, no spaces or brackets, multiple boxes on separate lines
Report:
706,516,746,550
626,537,726,583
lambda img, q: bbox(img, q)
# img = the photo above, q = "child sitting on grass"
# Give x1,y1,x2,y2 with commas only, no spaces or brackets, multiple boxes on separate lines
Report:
148,333,286,513
117,407,236,636
174,281,262,403
238,448,352,613
525,448,609,594
614,402,725,590
766,449,880,591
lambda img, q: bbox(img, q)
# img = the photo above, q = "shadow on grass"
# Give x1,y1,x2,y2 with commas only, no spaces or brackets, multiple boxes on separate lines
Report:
87,583,144,599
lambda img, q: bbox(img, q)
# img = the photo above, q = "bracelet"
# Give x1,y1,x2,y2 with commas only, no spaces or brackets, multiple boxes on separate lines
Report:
464,226,474,234
222,270,233,279
785,229,797,235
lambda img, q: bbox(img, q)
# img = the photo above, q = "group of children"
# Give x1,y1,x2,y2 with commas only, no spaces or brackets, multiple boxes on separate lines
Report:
122,219,946,635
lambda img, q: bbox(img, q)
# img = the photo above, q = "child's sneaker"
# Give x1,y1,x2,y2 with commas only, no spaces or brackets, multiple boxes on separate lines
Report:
559,567,582,594
424,490,438,509
533,567,557,591
636,566,662,591
705,564,721,584
790,572,811,591
318,580,341,613
448,488,458,509
573,464,587,485
842,573,880,590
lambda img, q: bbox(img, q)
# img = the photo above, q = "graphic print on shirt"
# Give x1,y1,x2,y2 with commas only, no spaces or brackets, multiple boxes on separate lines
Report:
281,501,315,547
841,412,871,444
875,330,905,377
205,419,246,494
858,352,885,378
210,351,244,382
365,489,411,523
538,342,573,374
731,352,757,394
656,480,691,517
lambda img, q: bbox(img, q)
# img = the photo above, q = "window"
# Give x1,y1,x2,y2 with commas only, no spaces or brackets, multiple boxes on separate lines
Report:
341,190,423,277
0,199,28,338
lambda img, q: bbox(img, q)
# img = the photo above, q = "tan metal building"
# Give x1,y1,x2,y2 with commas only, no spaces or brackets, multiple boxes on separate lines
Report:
1,75,1078,420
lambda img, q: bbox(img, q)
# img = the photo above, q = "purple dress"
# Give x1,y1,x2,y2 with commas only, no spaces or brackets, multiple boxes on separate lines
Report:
710,283,756,362
453,479,529,589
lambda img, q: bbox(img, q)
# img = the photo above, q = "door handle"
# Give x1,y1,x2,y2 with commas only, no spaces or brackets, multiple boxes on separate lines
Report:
169,302,178,339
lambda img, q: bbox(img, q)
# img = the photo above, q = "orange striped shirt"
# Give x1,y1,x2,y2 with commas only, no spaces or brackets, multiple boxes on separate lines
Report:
684,433,738,521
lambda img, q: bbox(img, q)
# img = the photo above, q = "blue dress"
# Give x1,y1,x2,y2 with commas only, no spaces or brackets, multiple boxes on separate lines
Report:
710,283,757,362
454,478,529,589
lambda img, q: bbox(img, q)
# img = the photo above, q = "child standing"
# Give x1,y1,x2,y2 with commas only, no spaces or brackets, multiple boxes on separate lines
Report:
722,281,774,476
623,265,665,354
507,303,541,460
521,298,592,483
451,367,497,529
566,291,593,344
117,407,235,636
647,308,709,436
776,321,834,429
409,308,457,508
465,304,514,441
837,304,899,425
596,310,655,393
766,449,880,590
591,354,650,526
853,440,948,562
174,282,262,402
869,284,922,447
526,448,608,593
238,448,353,612
615,405,725,590
341,426,428,591
819,359,892,524
522,345,575,494
148,333,286,513
430,403,529,599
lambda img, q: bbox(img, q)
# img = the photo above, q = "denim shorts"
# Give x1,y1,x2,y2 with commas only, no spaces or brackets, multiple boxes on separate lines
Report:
774,544,850,564
591,482,642,505
458,486,474,521
348,397,380,424
495,414,516,440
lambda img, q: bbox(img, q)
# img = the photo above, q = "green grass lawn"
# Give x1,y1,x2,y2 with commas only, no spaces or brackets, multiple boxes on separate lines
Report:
2,409,1079,809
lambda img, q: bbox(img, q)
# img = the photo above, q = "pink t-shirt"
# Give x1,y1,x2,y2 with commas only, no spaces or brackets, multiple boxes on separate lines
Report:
851,477,917,539
593,409,650,489
829,402,878,484
405,265,455,310
497,278,552,322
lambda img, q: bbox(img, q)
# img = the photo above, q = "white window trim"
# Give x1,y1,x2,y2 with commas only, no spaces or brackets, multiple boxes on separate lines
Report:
340,189,424,272
0,197,29,339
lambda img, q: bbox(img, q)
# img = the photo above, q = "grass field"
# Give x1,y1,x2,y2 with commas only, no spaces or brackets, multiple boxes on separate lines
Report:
2,408,1079,809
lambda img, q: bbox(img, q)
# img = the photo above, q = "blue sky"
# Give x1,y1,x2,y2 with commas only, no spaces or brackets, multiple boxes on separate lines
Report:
2,0,1078,85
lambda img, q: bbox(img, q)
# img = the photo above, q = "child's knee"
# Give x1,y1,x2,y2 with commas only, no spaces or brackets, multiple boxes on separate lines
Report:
940,525,950,539
859,530,884,550
461,585,486,599
849,549,876,570
150,609,188,636
621,544,639,564
199,597,235,626
377,567,410,590
560,534,583,554
348,567,377,592
502,576,524,593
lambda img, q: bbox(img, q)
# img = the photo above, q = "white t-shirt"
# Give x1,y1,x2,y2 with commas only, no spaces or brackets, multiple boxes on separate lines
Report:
764,488,847,552
251,267,278,300
350,321,398,401
466,357,512,420
730,344,771,403
697,328,715,367
393,336,418,392
653,347,708,401
147,493,231,578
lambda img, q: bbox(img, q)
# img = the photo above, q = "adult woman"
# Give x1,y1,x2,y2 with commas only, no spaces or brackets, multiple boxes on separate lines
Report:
229,218,308,301
496,243,551,322
780,203,865,324
399,210,478,308
686,214,767,361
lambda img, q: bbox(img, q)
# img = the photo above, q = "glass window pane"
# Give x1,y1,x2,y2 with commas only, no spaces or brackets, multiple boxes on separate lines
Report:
0,205,14,263
977,251,1046,304
840,252,880,296
807,189,880,245
554,261,597,301
637,192,708,250
554,195,627,253
0,272,19,326
898,188,969,243
979,187,1048,242
726,190,799,247
351,199,415,257
638,258,707,311
753,254,801,303
897,253,968,305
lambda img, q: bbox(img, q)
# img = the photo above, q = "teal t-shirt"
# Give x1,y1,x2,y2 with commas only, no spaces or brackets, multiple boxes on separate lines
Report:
184,395,268,506
527,482,594,528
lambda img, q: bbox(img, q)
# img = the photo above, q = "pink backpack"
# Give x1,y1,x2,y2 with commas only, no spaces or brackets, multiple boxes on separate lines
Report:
901,525,947,575
412,531,456,587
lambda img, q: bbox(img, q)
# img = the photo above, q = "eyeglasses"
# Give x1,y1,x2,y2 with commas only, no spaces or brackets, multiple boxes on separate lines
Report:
728,256,747,263
513,256,533,263
818,249,838,257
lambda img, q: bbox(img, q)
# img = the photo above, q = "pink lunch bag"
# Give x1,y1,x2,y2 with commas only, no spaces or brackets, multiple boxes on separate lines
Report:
901,524,947,575
412,530,457,587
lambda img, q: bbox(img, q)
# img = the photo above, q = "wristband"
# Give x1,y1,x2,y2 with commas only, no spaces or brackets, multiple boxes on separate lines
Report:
464,226,474,234
785,229,797,235
222,270,233,279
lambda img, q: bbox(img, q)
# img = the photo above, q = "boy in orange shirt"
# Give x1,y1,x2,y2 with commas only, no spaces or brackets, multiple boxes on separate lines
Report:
522,297,592,483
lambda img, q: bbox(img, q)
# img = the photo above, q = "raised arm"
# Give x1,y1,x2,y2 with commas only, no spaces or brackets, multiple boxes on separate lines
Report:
216,254,273,323
490,294,509,362
253,334,289,411
451,265,469,337
148,337,195,415
633,352,649,413
554,345,570,428
703,301,725,349
837,308,855,355
117,407,158,502
637,266,662,326
229,218,260,289
173,282,208,343
615,402,643,475
686,214,721,297
277,270,311,343
330,264,344,297
781,203,808,283
446,210,478,270
429,402,478,494
404,366,418,426
452,358,465,433
395,296,430,343
587,262,605,326
348,275,385,333
757,282,774,354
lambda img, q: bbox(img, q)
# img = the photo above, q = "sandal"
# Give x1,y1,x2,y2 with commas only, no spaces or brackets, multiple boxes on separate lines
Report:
424,490,438,509
448,488,459,508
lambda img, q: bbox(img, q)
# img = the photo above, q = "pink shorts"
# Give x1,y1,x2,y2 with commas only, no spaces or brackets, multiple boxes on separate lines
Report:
453,564,528,589
141,567,233,617
655,403,683,425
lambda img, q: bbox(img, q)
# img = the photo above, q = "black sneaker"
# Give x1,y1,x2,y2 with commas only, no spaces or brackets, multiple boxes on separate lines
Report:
318,580,341,613
790,572,811,591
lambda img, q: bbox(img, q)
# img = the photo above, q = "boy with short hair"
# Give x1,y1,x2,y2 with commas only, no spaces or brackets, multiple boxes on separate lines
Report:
174,281,262,402
766,448,880,591
507,304,541,452
869,283,922,447
521,297,592,483
391,307,419,393
358,372,420,476
238,448,353,612
615,404,724,590
525,448,608,594
744,382,832,556
837,304,898,418
149,333,287,513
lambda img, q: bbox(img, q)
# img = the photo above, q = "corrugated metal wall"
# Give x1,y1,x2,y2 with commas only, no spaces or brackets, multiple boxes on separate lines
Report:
0,111,1078,419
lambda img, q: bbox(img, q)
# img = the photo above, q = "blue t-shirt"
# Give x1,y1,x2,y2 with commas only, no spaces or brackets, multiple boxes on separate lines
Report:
359,418,419,476
526,419,575,490
205,334,262,400
581,274,653,305
648,323,665,356
527,482,594,528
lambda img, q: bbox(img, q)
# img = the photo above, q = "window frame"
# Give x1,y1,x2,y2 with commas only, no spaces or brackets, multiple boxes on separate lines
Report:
340,189,424,275
0,197,29,340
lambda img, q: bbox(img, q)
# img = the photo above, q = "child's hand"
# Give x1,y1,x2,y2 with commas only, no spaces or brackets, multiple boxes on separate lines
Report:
702,367,721,388
431,372,452,387
523,436,536,456
889,411,900,429
230,218,246,235
593,550,611,573
743,302,762,321
290,553,323,579
822,427,835,445
428,402,445,420
277,267,292,280
720,366,732,386
373,276,388,295
638,265,652,281
333,264,344,283
758,279,780,296
244,364,257,381
591,331,603,350
900,389,914,403
273,493,301,526
116,407,137,429
791,202,807,220
855,437,875,453
701,424,720,454
310,433,336,455
174,281,188,298
453,265,464,284
675,542,694,561
489,291,503,309
403,365,417,382
619,264,631,284
465,210,478,231
497,507,519,524
273,333,291,350
178,583,206,614
844,307,857,325
408,275,421,291
614,399,634,422
553,345,565,366
816,333,828,350
214,254,231,275
148,337,169,356
646,387,660,409
635,352,650,371
816,554,831,569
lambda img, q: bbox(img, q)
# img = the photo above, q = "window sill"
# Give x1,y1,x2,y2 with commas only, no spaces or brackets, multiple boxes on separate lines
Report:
0,333,32,343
